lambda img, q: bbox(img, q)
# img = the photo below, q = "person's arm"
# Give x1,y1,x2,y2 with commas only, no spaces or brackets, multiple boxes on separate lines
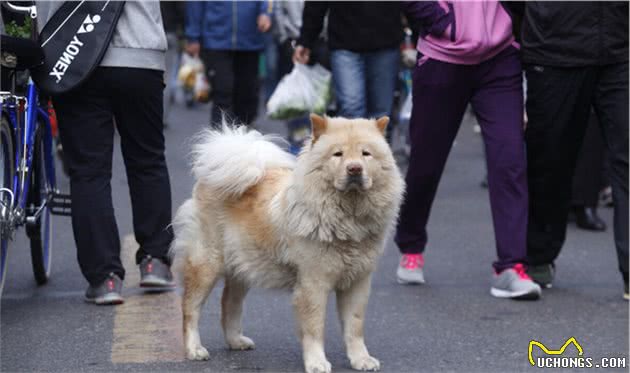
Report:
403,1,453,38
296,1,328,50
184,1,204,55
185,2,204,43
257,0,273,33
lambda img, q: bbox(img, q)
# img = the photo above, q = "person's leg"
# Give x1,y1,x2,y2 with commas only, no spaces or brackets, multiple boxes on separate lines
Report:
394,56,473,254
525,65,598,266
593,62,629,282
329,50,367,118
571,112,604,209
262,33,279,101
364,47,399,119
570,112,606,231
470,47,527,272
201,50,235,126
53,69,123,286
109,68,174,266
233,51,261,125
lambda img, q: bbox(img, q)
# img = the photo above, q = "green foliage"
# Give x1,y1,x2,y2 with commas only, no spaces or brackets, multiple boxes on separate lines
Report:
4,17,32,39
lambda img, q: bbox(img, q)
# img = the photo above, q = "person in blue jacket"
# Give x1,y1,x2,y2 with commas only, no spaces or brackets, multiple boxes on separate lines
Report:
185,1,273,126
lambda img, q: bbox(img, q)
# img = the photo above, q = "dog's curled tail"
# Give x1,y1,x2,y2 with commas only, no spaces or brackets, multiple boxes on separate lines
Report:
191,123,296,199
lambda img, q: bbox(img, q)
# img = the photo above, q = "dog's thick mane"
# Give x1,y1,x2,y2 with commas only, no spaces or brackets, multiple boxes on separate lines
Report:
276,150,403,244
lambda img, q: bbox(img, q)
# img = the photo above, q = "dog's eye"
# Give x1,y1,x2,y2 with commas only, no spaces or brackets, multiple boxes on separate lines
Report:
333,151,343,157
362,150,372,157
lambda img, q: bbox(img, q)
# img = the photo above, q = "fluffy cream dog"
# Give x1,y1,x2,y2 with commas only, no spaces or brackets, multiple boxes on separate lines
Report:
171,114,404,373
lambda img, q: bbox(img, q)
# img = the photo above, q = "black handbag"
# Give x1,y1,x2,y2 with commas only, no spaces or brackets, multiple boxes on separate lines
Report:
30,1,125,95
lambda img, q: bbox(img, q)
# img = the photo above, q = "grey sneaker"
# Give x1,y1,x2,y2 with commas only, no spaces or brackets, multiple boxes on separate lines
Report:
527,263,555,289
85,273,124,305
491,264,541,300
396,254,425,284
139,256,175,289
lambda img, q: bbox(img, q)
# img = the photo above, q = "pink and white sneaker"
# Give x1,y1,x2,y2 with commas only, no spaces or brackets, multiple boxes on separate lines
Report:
491,263,541,300
396,254,425,284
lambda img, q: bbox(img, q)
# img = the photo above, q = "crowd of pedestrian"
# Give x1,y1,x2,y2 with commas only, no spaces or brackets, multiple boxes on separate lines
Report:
1,1,626,304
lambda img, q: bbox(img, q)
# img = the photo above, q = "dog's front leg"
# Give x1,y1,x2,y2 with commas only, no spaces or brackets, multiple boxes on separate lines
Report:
336,274,380,371
293,279,332,373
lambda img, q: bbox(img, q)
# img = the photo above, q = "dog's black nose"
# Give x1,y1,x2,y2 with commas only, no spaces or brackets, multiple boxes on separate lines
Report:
347,163,363,176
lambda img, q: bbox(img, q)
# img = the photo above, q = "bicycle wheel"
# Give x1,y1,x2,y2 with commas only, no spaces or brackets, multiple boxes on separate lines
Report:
0,116,15,295
27,128,53,285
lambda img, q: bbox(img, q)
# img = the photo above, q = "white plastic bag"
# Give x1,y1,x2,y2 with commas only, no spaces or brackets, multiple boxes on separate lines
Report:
267,63,331,120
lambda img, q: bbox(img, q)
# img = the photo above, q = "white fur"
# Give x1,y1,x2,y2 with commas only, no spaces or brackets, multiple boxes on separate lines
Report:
190,122,296,199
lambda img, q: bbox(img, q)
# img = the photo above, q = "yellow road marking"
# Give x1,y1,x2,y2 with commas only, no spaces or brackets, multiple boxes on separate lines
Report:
110,234,184,363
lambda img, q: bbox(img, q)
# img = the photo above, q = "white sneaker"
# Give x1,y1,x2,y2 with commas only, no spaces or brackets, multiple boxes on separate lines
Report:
491,264,541,300
396,254,425,284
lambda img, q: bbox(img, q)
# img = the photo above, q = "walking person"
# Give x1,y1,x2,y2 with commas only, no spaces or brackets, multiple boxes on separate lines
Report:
514,2,629,299
395,1,541,300
184,1,273,126
293,1,402,120
37,1,175,305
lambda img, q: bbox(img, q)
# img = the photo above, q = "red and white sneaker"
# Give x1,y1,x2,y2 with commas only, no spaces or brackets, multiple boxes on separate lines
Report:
396,253,425,284
491,263,541,300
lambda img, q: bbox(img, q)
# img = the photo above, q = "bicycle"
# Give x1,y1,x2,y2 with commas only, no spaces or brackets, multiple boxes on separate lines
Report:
0,2,71,296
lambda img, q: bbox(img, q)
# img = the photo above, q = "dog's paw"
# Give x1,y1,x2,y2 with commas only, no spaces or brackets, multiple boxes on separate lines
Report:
186,344,210,361
227,335,255,350
305,358,332,373
350,355,381,371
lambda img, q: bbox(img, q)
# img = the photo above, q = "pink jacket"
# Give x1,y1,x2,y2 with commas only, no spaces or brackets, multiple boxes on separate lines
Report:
406,1,516,65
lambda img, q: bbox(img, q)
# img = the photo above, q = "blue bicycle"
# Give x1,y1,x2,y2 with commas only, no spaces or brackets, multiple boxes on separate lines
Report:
0,2,71,295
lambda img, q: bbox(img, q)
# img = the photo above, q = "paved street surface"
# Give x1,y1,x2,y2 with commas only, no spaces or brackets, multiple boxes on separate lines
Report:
1,102,628,373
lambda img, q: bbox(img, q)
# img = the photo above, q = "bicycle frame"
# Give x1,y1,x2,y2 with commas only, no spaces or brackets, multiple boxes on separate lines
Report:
0,78,56,228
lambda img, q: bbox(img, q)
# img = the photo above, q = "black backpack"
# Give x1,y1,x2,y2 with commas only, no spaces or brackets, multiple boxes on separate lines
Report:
30,1,125,95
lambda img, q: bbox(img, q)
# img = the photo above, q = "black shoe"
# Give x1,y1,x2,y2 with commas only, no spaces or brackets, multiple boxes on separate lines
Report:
139,256,175,289
84,273,124,305
527,263,555,289
574,207,606,231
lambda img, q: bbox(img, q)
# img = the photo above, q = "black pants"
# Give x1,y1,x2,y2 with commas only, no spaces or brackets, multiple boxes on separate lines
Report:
54,68,173,286
201,50,260,126
571,112,604,208
525,62,629,280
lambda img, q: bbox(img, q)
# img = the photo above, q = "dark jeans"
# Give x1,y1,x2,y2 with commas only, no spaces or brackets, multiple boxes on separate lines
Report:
395,46,528,272
54,67,174,286
571,112,604,208
201,50,260,126
525,62,629,280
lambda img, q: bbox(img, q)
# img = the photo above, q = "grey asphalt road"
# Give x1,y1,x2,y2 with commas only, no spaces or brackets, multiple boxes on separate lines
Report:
1,101,628,373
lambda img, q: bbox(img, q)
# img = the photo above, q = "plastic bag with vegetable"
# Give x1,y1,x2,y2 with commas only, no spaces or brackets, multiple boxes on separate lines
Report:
266,63,331,120
178,53,210,104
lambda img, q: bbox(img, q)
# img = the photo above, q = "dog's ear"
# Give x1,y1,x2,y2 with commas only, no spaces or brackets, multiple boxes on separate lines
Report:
310,113,327,144
375,116,390,136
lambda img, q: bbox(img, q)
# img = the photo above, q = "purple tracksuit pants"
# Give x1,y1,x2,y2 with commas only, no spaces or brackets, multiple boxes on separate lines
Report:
394,46,527,272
